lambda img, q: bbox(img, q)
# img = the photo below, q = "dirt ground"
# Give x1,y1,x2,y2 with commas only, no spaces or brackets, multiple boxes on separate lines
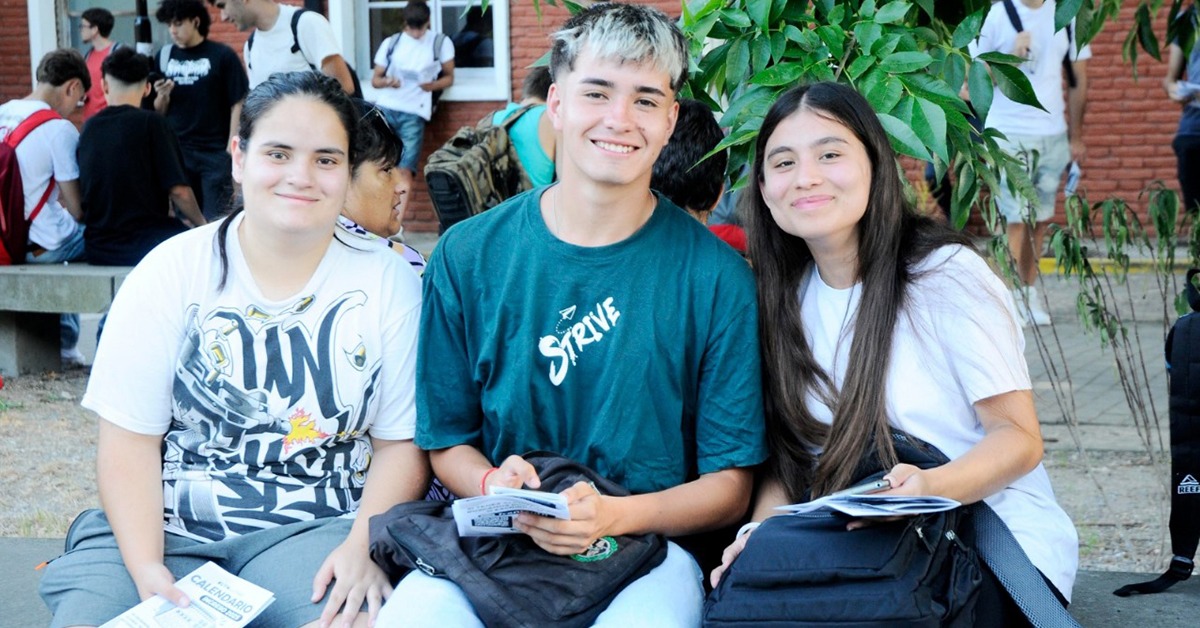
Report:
0,368,1175,574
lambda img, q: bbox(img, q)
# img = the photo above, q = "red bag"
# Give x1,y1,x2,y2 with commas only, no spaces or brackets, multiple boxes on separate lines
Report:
0,108,62,265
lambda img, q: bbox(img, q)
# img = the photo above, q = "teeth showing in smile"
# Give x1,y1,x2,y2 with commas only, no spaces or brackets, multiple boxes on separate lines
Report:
594,140,634,154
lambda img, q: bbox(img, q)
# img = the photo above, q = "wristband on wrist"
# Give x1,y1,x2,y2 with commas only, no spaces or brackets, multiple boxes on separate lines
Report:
480,467,499,495
736,521,762,539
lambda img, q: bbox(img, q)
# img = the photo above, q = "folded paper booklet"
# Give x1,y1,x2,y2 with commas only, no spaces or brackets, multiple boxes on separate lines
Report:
452,486,571,536
776,494,960,518
100,561,274,628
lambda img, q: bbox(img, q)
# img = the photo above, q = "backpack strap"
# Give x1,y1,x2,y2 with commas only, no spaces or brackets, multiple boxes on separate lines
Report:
246,30,255,69
383,33,401,77
5,109,62,223
497,103,539,129
158,44,173,74
1001,0,1023,32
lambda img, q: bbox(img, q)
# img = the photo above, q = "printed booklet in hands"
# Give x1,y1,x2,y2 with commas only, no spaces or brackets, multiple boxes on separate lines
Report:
452,486,571,536
776,495,960,518
100,561,273,628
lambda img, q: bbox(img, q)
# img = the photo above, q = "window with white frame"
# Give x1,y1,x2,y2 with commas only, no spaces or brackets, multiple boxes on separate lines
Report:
358,1,511,102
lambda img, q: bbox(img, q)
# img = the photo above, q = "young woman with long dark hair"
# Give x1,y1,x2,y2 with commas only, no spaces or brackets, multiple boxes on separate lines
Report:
711,82,1077,609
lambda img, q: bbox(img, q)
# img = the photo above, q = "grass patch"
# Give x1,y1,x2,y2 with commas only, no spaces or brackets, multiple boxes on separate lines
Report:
0,397,25,412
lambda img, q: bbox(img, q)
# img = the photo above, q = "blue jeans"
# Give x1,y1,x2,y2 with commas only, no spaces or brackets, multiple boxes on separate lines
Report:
378,107,427,174
377,541,704,626
26,226,85,351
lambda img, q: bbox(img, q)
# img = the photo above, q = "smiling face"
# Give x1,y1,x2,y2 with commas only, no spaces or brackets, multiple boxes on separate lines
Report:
760,108,872,258
231,95,350,241
546,49,678,192
345,160,407,238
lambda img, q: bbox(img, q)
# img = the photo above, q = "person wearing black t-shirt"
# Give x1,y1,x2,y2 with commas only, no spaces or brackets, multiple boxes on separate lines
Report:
154,0,249,220
80,48,206,266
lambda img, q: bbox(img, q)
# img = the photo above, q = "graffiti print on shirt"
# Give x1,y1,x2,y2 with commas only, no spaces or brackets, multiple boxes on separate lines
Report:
164,57,212,87
164,290,380,541
537,297,622,386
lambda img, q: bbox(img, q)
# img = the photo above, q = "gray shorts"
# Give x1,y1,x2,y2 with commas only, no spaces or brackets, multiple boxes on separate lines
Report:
994,132,1071,224
39,509,358,628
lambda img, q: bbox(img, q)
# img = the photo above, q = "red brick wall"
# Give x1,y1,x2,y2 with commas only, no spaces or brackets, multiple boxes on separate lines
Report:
0,0,31,103
0,2,1179,235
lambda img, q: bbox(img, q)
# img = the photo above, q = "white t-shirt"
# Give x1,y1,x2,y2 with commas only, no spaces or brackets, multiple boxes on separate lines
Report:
0,99,81,250
372,31,455,120
799,245,1079,600
244,5,343,88
82,214,422,542
970,0,1092,136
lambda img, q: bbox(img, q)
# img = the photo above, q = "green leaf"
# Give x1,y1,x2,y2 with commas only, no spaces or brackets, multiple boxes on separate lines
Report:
751,62,806,86
942,54,967,99
864,69,904,113
770,30,787,63
1135,4,1161,61
914,0,934,19
976,51,1027,65
990,62,1047,111
877,51,932,73
860,0,878,18
751,35,773,71
878,112,932,160
873,33,902,57
726,38,751,85
688,10,722,44
874,1,912,25
807,60,838,82
854,22,884,56
816,25,846,60
899,72,963,108
846,55,875,80
967,58,993,122
747,0,772,29
952,9,985,49
719,8,752,30
1055,0,1083,34
912,96,949,162
815,0,835,18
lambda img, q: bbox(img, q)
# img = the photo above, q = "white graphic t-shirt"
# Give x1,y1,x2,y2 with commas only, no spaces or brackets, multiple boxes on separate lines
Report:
83,215,422,541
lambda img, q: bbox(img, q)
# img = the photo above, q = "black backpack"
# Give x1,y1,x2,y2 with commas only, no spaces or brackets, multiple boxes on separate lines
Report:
380,31,448,115
246,8,363,99
704,433,982,627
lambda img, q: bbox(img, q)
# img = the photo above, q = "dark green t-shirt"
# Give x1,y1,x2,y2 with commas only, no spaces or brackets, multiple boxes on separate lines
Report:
416,187,766,494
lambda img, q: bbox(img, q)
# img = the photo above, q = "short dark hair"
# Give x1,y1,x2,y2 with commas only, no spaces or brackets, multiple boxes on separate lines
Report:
36,48,91,91
352,99,402,170
81,8,115,38
156,0,212,38
652,99,727,214
101,47,151,85
522,66,552,102
403,1,431,28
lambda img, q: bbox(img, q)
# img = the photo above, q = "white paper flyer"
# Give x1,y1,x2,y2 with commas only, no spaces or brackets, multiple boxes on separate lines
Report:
451,486,571,536
100,561,274,628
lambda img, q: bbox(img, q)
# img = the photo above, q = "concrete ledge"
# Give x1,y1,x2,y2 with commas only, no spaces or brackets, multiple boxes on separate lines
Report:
4,536,1195,626
0,264,131,314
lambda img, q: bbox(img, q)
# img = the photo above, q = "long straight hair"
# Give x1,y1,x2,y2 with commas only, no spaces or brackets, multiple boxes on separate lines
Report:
744,83,970,499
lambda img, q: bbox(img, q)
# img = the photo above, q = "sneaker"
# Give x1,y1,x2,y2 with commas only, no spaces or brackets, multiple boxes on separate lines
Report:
1026,286,1052,326
61,347,87,369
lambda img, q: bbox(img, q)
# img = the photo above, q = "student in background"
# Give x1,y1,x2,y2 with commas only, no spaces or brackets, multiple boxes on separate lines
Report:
650,98,746,253
0,49,89,367
341,102,427,274
80,7,121,121
79,47,206,267
370,1,455,192
154,0,249,221
490,66,555,188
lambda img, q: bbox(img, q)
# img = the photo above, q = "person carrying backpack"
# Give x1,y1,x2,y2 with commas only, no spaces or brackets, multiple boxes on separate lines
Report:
207,0,356,95
370,1,455,192
0,49,90,367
